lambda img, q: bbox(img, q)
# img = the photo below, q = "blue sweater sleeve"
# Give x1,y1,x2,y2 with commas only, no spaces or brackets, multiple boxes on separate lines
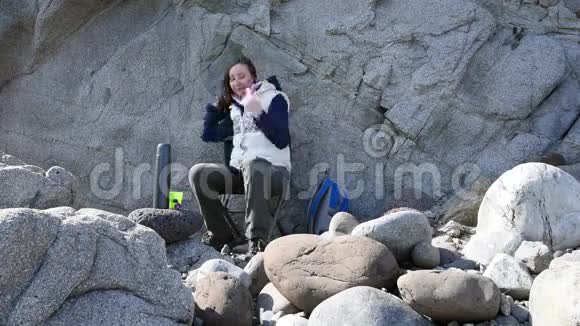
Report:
254,94,290,149
201,103,233,142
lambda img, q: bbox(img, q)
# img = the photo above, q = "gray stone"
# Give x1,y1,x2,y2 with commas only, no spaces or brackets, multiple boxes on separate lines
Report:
256,283,300,317
194,271,253,326
275,314,308,326
243,252,269,297
128,208,203,244
329,212,359,235
1,153,25,166
166,232,233,274
0,163,74,209
432,236,461,265
548,249,580,269
510,303,529,322
264,234,399,312
430,179,491,227
438,221,475,238
514,241,554,274
184,269,198,291
43,206,77,217
493,316,519,325
463,230,524,265
411,241,441,268
309,286,433,326
397,269,500,322
499,293,512,316
45,166,75,189
530,258,580,326
462,36,566,120
0,208,194,325
197,259,250,289
445,259,477,271
483,254,534,300
351,210,432,262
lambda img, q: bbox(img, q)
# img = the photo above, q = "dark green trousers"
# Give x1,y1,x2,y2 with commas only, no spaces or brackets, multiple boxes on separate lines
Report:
189,158,289,242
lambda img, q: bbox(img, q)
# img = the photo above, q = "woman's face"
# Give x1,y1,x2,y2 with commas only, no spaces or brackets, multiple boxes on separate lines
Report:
229,63,254,98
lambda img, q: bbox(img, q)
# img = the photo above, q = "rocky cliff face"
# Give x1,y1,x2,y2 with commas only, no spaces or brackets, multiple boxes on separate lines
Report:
1,0,579,222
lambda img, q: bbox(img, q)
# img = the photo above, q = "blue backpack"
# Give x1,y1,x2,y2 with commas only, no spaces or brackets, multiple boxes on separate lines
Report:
305,171,349,235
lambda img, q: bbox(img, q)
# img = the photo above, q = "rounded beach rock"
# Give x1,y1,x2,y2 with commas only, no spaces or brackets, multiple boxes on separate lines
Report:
397,269,500,322
194,271,253,326
264,234,399,312
351,210,432,262
309,286,433,326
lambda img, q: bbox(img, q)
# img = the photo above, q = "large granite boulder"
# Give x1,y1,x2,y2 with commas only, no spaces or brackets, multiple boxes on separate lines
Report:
0,207,194,325
264,234,399,312
464,163,580,264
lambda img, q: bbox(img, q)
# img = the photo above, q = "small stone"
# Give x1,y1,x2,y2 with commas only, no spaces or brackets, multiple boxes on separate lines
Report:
194,272,253,326
221,244,231,255
243,252,269,297
510,303,530,322
197,259,251,289
494,315,519,325
45,166,75,188
411,241,441,268
554,250,564,257
447,322,460,326
539,0,559,6
398,269,501,322
329,212,359,234
445,259,477,270
256,283,300,316
447,228,461,238
276,314,309,326
128,208,203,244
433,238,460,265
499,293,511,316
483,254,534,300
514,241,553,274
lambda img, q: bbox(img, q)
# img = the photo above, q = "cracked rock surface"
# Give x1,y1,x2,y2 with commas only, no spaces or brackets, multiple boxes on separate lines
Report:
1,0,579,224
0,207,194,326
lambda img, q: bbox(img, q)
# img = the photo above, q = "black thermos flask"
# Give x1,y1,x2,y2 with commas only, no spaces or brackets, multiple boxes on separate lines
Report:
153,143,171,209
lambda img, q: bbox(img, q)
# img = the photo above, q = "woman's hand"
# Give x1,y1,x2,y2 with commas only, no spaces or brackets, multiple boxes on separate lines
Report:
241,87,263,113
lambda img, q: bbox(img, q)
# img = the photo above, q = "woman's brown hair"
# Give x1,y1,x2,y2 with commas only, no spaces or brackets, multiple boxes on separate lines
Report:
217,56,257,112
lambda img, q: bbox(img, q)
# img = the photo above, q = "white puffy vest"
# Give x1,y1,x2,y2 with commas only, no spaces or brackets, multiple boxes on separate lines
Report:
229,80,291,172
